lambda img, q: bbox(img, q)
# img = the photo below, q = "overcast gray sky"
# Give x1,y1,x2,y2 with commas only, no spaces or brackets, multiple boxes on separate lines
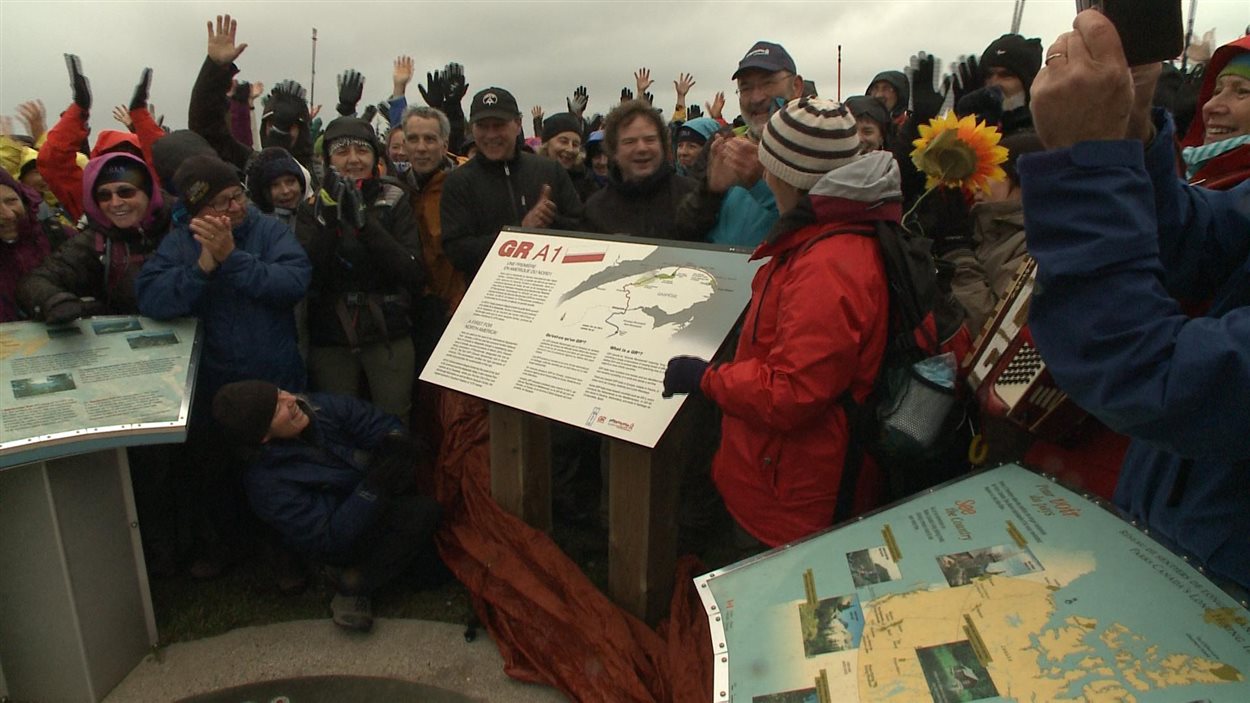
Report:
2,1,1247,133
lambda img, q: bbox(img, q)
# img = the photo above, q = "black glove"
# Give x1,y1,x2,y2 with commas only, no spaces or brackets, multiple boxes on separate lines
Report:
335,176,367,231
916,186,974,254
908,52,943,123
316,169,347,224
662,356,709,398
686,104,703,120
956,85,1004,126
943,54,981,106
620,87,633,103
1170,63,1205,138
43,295,85,325
567,85,588,115
65,54,92,112
419,69,446,111
265,80,309,131
361,104,378,124
336,69,365,116
444,62,468,104
643,91,654,106
129,67,153,111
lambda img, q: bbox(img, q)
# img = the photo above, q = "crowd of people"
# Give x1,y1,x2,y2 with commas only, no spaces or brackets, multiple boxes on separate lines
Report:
2,10,1248,633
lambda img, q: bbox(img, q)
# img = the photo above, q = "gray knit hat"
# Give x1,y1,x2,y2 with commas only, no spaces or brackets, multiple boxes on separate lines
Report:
757,97,861,190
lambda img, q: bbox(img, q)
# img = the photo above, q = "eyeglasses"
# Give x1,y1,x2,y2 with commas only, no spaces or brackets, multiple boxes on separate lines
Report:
735,73,793,96
207,189,248,212
94,185,141,203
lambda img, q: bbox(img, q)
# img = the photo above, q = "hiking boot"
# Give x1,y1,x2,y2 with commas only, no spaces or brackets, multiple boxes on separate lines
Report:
331,594,374,632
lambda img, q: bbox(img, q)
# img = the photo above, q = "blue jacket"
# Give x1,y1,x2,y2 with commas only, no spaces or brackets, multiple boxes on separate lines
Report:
135,205,311,403
1020,110,1250,590
706,178,778,247
243,393,402,561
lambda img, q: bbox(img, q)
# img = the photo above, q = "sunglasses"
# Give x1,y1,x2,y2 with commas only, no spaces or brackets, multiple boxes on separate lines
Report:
95,185,141,203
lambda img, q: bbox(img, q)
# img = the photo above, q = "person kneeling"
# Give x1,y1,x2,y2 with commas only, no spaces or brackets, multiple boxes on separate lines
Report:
212,381,440,632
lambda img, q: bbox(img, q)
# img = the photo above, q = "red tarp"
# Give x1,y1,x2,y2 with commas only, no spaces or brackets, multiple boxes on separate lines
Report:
432,390,712,702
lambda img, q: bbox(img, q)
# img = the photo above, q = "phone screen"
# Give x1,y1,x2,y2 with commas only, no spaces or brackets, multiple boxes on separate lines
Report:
1074,0,1184,66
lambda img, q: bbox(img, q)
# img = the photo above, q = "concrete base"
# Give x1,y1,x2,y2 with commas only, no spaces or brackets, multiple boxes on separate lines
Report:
103,619,567,702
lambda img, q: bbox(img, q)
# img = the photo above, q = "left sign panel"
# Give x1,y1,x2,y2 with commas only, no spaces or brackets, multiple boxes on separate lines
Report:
0,315,201,465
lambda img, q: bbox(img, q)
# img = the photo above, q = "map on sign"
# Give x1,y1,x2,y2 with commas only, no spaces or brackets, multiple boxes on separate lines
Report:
421,230,762,447
556,251,724,345
696,464,1250,703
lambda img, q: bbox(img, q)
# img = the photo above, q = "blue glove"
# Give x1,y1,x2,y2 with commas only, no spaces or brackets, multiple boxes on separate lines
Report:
662,356,709,398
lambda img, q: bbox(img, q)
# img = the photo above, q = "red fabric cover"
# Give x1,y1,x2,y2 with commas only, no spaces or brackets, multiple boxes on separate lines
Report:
702,220,889,547
432,389,712,702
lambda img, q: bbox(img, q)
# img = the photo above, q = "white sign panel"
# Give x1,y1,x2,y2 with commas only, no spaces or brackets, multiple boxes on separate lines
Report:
420,230,762,447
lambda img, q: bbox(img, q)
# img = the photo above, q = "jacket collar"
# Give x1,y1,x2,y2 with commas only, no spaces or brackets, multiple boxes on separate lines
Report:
606,162,674,197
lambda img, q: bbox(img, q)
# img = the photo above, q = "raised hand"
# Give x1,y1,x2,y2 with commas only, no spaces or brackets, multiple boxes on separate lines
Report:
206,14,248,66
444,62,468,103
129,67,153,111
520,184,557,229
531,105,544,139
16,99,46,141
705,91,725,121
643,91,654,106
419,69,446,110
64,54,92,112
620,87,633,104
249,81,265,104
634,67,653,96
112,105,133,129
674,72,696,99
393,55,414,96
567,85,588,116
686,104,703,120
337,69,365,116
231,80,251,103
908,52,943,121
943,54,981,105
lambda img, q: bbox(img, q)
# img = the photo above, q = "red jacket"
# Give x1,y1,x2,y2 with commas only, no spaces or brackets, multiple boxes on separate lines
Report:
36,104,164,221
703,187,892,547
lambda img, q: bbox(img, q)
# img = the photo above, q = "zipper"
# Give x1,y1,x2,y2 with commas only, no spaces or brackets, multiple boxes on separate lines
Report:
503,162,520,223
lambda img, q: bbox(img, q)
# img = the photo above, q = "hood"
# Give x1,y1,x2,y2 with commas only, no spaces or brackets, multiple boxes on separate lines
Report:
81,152,165,230
151,130,216,193
0,166,42,235
89,130,142,159
1182,35,1250,148
867,70,910,117
808,150,901,205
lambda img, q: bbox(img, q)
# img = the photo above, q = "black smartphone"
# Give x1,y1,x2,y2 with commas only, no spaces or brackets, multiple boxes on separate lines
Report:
1075,0,1185,66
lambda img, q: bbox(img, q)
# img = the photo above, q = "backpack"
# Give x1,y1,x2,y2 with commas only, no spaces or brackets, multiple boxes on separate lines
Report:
828,220,974,521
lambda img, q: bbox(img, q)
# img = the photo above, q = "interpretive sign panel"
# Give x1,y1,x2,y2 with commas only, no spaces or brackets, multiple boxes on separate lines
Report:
696,463,1250,703
0,316,200,466
420,229,761,448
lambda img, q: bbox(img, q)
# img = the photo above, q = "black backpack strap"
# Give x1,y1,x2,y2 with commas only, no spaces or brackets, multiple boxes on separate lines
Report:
832,391,863,523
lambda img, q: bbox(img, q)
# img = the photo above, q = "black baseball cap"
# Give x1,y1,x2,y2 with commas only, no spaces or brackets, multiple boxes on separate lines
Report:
469,87,521,124
732,41,796,80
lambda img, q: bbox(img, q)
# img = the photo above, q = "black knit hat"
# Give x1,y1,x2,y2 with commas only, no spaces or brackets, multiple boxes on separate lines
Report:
321,116,380,160
173,155,241,215
542,112,583,142
246,147,306,212
212,380,279,445
980,34,1044,94
151,130,215,194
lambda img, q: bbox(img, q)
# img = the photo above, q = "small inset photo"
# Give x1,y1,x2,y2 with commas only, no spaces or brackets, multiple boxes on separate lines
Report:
936,544,1043,587
847,545,902,587
12,372,77,399
798,593,864,657
92,318,143,335
46,325,83,338
126,331,179,350
752,687,817,703
916,640,999,702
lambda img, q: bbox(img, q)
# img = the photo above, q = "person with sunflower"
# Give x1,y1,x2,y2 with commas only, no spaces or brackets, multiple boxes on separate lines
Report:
1020,9,1250,595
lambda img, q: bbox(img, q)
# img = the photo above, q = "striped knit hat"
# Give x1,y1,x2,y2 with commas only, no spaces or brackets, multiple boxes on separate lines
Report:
758,97,861,190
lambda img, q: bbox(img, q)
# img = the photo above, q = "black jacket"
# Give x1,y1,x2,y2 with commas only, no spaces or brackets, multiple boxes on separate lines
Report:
296,179,426,347
440,150,583,279
583,163,701,241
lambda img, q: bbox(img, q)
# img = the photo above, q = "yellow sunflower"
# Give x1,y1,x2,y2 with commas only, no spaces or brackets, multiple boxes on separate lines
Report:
911,112,1009,194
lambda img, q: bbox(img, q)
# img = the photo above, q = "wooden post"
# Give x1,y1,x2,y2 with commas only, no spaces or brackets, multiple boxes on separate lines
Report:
488,404,552,532
607,429,682,624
